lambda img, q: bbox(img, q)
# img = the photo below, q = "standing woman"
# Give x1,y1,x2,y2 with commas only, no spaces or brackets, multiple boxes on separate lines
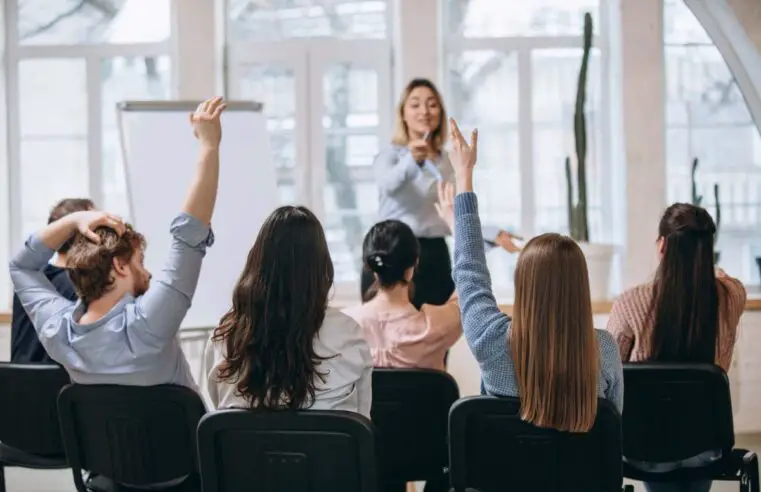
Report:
366,78,519,308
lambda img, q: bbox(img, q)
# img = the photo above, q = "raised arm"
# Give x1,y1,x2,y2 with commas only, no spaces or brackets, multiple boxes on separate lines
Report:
449,119,511,363
10,211,124,332
135,97,226,338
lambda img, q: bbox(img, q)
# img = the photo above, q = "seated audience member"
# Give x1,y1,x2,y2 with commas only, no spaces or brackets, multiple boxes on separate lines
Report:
449,118,623,431
8,96,227,390
11,198,94,364
203,206,373,418
343,218,461,371
607,202,746,492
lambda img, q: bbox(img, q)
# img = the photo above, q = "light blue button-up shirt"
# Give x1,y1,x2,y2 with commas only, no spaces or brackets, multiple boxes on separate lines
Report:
8,213,214,391
373,144,502,242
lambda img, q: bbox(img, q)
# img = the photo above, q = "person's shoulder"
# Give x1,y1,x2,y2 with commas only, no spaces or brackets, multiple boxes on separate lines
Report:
594,328,619,359
341,304,367,323
324,308,364,335
45,265,78,300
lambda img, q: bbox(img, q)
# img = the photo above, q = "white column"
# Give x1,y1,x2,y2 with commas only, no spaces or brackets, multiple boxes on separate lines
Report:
0,0,11,311
171,0,220,99
392,0,439,94
620,0,667,287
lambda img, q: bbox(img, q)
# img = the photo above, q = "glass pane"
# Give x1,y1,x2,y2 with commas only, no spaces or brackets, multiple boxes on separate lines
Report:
18,0,170,45
20,59,87,137
665,0,761,284
19,59,89,238
236,64,297,169
445,0,598,38
20,139,89,238
532,48,604,240
228,0,387,42
323,63,380,282
664,0,712,45
102,56,171,218
446,50,520,292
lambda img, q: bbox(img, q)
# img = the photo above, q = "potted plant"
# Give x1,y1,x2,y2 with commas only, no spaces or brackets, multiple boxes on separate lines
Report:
564,12,615,301
690,157,721,264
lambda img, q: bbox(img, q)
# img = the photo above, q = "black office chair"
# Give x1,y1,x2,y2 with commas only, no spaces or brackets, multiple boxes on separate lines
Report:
197,409,377,492
621,363,759,492
57,384,206,492
448,396,631,492
0,363,70,492
371,368,459,492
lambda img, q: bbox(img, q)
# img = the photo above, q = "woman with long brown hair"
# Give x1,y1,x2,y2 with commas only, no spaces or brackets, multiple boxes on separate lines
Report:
607,203,746,492
366,78,520,308
448,118,623,431
202,206,373,417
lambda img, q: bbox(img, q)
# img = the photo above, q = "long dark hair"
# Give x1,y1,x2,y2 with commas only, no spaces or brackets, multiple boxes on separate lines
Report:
213,206,335,409
648,203,719,363
361,220,420,302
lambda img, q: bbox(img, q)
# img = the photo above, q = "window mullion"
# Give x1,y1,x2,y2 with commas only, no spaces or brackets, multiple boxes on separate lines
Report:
518,47,535,237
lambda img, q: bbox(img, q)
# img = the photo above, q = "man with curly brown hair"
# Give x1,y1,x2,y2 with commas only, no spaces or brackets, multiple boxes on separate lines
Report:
9,96,227,391
11,198,94,364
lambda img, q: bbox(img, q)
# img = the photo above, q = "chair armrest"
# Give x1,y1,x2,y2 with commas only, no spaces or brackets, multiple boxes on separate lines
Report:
742,450,758,466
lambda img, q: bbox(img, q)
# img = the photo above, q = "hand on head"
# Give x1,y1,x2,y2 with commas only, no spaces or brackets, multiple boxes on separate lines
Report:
190,96,227,148
72,211,125,243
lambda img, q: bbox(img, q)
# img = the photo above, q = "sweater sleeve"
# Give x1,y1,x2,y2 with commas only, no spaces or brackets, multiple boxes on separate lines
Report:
606,298,635,361
453,192,511,365
598,329,624,414
717,276,746,371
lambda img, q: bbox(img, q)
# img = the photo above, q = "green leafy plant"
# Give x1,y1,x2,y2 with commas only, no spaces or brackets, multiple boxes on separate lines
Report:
565,12,593,243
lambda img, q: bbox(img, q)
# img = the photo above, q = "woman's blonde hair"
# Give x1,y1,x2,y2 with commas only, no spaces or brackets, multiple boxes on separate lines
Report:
511,233,598,433
392,78,447,152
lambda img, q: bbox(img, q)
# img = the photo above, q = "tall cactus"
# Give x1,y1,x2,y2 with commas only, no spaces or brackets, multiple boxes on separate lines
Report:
565,12,592,243
690,157,721,245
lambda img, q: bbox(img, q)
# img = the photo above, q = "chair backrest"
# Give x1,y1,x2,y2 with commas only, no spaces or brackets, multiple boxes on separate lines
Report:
0,363,70,457
57,384,206,486
622,362,734,462
449,396,623,492
371,368,459,483
197,409,377,492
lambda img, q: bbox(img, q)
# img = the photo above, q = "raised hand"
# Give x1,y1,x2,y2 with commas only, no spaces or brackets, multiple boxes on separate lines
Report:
449,118,478,192
434,181,456,232
72,211,125,243
495,231,523,253
190,96,227,148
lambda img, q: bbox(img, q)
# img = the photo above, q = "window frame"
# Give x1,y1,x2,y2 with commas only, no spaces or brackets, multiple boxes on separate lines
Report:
441,22,613,242
4,1,172,257
224,0,394,300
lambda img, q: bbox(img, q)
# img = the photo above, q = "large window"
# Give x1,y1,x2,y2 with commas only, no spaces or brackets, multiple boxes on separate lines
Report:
664,0,761,284
8,0,172,252
226,0,393,293
443,0,611,294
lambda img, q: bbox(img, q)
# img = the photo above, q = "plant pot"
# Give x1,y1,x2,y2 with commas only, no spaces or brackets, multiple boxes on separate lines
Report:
578,242,615,301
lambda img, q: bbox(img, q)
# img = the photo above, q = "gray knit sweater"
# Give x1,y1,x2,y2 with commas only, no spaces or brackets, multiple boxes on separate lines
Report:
453,191,624,412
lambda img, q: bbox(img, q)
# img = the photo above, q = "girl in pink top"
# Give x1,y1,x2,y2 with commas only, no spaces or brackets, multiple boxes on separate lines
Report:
343,219,462,370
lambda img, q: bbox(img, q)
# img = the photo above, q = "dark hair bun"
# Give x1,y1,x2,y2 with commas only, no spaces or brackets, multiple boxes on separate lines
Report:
367,253,388,273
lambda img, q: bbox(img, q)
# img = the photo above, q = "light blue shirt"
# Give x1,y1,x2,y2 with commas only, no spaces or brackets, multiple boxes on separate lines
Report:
374,144,501,242
8,213,214,391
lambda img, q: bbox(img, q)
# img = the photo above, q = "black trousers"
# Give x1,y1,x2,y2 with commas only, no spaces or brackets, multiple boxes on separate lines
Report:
361,237,454,309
